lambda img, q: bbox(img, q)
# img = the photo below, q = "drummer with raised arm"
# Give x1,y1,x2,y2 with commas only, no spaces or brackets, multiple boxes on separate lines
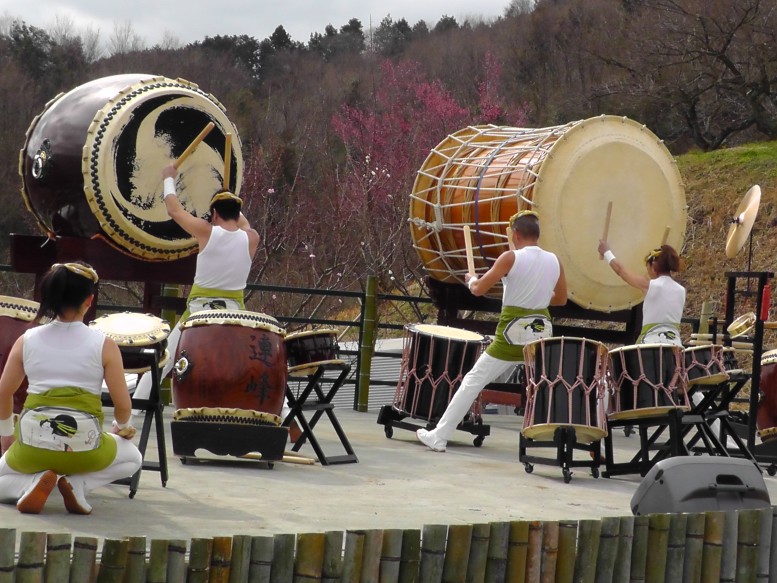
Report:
598,241,686,345
417,211,567,452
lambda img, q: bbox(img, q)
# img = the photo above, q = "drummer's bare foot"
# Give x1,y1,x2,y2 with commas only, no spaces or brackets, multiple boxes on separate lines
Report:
289,420,303,444
416,429,446,452
17,470,57,514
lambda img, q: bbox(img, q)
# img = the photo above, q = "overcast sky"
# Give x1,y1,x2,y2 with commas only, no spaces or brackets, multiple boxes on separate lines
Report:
0,0,511,47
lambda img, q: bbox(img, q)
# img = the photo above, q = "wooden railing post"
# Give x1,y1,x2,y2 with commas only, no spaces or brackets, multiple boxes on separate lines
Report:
356,275,378,412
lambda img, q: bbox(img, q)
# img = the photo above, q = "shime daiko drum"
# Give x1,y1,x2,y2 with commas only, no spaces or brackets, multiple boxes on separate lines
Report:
0,296,39,414
172,310,287,417
19,74,243,260
409,116,686,311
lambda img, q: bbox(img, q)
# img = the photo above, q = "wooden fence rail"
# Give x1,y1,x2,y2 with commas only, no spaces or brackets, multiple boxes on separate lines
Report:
1,507,775,582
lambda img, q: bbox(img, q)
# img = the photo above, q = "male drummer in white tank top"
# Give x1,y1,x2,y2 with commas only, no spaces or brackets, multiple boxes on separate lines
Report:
132,165,259,406
417,211,568,452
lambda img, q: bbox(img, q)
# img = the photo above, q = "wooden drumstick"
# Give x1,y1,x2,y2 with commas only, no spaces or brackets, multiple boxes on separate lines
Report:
223,133,232,189
599,201,613,260
463,225,476,275
174,122,215,169
506,227,515,251
661,226,670,245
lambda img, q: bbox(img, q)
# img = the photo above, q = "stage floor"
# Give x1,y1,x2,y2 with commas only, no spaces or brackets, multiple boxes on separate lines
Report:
2,406,776,543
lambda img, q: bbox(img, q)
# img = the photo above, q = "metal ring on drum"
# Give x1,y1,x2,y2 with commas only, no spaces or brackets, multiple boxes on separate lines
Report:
521,336,609,444
0,296,40,414
285,329,344,376
608,343,689,421
89,312,171,373
19,74,243,261
682,344,729,386
392,323,487,423
172,310,287,417
409,116,686,312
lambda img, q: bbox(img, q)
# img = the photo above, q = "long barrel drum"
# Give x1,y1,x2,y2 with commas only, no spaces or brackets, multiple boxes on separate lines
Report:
19,74,243,261
409,115,687,312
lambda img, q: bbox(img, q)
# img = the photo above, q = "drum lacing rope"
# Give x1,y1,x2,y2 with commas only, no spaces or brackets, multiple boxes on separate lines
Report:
615,347,682,410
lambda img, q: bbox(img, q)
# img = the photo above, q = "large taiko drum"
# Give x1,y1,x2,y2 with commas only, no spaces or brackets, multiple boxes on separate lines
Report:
521,337,608,444
393,324,487,422
171,310,287,416
19,74,243,261
0,296,39,414
409,116,686,311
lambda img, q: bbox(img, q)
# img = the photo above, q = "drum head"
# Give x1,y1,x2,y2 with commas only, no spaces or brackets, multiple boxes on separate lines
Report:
535,116,686,311
181,310,285,336
763,349,777,366
285,329,338,341
0,295,39,322
408,323,485,342
20,74,243,260
89,312,170,345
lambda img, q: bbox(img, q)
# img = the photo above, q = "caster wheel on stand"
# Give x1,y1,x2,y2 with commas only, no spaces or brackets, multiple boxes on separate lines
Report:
384,426,393,439
473,435,484,447
524,463,534,474
563,469,572,483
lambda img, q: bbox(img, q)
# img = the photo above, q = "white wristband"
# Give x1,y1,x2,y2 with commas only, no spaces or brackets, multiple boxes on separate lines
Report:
467,277,478,291
0,416,14,437
163,177,177,198
604,250,616,264
112,419,129,430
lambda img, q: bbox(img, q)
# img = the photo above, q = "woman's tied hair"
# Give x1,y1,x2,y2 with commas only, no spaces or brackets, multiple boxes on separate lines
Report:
509,210,539,229
52,262,99,283
644,245,682,274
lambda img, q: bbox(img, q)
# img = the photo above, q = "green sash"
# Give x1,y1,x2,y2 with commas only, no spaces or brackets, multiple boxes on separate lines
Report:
5,388,117,475
180,284,245,323
485,306,552,361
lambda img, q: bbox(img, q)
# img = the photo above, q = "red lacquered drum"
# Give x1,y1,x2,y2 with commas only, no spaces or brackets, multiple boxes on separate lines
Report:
285,329,342,375
89,312,171,372
683,345,729,386
608,344,688,420
522,337,608,444
757,349,777,435
0,296,39,414
19,74,243,260
392,323,487,422
172,310,287,416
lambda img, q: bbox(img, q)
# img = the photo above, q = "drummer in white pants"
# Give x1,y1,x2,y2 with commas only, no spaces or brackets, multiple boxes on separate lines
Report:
417,211,567,452
0,262,141,514
132,164,259,407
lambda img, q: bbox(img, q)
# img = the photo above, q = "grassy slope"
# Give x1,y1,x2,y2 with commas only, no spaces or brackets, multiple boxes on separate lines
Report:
677,142,777,325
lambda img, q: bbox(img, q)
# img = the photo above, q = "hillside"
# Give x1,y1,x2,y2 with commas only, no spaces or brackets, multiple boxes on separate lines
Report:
678,142,777,326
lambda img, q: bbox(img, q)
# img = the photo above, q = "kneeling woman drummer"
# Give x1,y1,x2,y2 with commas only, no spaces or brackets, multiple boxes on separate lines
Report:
0,262,141,514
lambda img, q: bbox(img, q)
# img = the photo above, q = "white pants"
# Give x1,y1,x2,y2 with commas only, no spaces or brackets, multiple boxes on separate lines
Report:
426,352,520,444
0,434,142,503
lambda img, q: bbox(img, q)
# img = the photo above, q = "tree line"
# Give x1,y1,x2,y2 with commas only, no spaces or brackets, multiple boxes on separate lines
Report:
0,0,774,314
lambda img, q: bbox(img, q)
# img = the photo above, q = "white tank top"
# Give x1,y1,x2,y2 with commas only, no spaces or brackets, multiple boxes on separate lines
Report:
501,247,561,309
642,275,686,326
193,226,252,290
23,321,106,395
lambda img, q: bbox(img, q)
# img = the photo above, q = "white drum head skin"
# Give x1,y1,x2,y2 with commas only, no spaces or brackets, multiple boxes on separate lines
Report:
409,323,486,342
0,295,39,322
181,309,285,336
90,312,170,345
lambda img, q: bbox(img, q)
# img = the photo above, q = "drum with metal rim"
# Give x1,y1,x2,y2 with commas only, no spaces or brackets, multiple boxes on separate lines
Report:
409,116,686,311
0,296,39,414
172,310,287,418
608,344,688,420
89,312,171,373
521,336,608,444
393,323,487,422
285,328,343,376
19,74,243,260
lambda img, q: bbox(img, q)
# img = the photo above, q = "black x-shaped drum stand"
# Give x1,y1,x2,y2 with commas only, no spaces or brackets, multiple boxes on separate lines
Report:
283,361,358,465
101,347,168,499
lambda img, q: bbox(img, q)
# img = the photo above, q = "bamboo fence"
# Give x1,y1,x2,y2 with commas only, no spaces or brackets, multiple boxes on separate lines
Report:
1,507,775,582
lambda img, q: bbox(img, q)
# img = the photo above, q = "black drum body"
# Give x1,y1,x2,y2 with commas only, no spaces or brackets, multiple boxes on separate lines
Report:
394,324,486,422
20,74,243,260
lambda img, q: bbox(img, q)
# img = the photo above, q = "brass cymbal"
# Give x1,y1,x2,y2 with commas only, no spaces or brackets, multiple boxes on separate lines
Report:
725,185,761,258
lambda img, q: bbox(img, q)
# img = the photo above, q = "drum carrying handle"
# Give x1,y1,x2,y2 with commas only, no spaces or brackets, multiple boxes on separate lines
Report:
173,350,193,383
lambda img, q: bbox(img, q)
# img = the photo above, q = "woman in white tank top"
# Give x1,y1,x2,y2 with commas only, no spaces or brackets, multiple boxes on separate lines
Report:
0,262,141,515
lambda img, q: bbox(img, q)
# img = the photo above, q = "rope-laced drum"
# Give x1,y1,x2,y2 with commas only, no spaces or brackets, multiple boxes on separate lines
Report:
89,312,171,372
0,296,39,414
393,323,487,423
19,74,243,261
409,116,686,311
683,345,729,386
172,310,287,423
